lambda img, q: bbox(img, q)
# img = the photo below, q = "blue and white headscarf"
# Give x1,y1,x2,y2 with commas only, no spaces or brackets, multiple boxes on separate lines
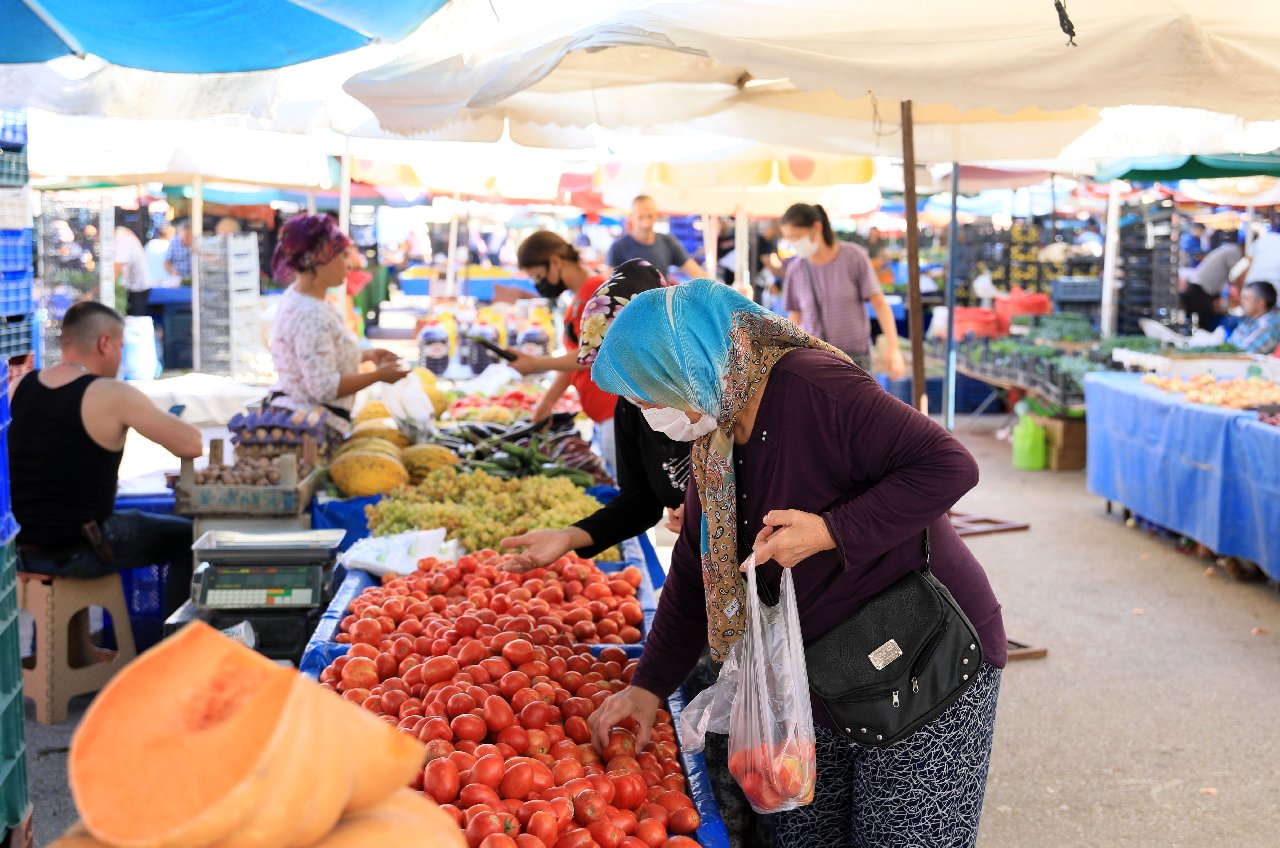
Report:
592,279,848,659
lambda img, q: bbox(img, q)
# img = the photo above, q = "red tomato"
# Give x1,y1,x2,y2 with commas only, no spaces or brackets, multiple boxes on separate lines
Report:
516,836,548,848
552,830,599,848
587,821,625,848
608,772,646,810
656,792,693,814
484,694,517,732
500,762,536,801
424,757,461,805
503,638,536,666
564,716,592,745
634,818,666,848
466,810,514,847
666,808,698,835
573,789,606,825
498,724,530,752
553,758,586,785
472,753,507,788
452,713,488,743
421,655,461,686
460,783,504,811
660,838,700,848
479,835,518,848
520,700,553,729
527,810,559,845
635,803,668,827
588,774,615,806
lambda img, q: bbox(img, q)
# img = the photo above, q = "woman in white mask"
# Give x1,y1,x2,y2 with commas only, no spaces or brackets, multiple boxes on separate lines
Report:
500,259,694,572
779,203,907,379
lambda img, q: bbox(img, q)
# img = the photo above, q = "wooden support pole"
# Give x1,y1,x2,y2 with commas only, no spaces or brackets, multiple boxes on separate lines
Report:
901,101,927,413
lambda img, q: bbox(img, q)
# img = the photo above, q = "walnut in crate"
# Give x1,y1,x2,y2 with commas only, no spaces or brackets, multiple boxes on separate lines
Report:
194,455,314,486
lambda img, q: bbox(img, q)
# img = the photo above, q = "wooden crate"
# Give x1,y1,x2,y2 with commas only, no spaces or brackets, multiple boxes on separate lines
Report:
176,440,322,516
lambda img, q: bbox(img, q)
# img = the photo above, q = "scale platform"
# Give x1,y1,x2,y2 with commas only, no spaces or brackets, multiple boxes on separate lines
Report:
190,529,344,613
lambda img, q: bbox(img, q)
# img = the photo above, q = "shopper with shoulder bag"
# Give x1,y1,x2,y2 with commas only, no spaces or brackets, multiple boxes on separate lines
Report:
586,280,1006,848
780,204,907,379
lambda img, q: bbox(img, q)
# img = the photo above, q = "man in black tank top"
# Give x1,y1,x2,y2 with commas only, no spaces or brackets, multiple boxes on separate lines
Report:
10,302,203,616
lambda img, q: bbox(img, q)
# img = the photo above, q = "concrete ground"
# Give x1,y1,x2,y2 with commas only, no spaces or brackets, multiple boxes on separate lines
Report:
19,422,1280,846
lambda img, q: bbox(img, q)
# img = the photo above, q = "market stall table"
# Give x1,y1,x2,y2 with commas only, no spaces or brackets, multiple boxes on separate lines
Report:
1085,372,1280,580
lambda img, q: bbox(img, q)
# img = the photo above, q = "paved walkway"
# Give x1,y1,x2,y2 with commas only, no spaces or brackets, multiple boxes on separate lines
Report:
19,424,1280,846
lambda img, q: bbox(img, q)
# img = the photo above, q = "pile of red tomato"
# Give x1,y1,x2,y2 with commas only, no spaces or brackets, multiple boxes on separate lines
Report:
319,552,699,848
335,552,646,647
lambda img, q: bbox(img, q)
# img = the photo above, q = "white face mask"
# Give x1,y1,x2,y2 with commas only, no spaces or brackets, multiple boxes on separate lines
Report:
788,235,819,260
641,406,720,441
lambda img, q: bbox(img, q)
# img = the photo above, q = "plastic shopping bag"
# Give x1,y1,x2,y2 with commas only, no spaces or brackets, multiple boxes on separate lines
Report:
679,558,817,814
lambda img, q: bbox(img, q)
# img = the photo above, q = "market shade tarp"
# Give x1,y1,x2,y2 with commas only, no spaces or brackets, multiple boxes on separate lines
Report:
594,142,881,215
345,0,1280,162
1085,373,1280,581
1095,152,1280,182
27,110,333,189
0,0,447,72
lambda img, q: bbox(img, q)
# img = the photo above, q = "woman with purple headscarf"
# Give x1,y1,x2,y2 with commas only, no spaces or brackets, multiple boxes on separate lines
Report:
266,215,408,446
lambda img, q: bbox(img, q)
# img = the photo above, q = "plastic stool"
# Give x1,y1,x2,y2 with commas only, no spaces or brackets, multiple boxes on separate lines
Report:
17,572,137,724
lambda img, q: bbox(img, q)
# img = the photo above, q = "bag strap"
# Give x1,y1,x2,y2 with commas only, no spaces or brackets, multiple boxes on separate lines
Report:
803,261,830,341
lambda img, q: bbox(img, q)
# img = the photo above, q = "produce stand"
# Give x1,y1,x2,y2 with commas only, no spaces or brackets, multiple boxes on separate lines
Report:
297,591,731,848
1086,372,1280,579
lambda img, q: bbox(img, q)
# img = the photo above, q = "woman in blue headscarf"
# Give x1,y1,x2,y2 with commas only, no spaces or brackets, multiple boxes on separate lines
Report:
587,279,1007,848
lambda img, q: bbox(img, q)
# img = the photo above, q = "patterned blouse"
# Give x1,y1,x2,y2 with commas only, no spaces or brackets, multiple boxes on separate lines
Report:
270,287,362,415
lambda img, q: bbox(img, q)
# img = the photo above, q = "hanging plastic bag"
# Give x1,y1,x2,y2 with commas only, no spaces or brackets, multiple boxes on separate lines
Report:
679,557,817,814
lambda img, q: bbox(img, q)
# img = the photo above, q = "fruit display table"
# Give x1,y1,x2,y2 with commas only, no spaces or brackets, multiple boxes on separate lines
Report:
1085,372,1280,579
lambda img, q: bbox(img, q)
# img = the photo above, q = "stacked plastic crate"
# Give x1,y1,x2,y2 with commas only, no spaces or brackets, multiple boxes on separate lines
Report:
197,233,261,380
0,106,30,846
0,373,28,842
0,109,34,375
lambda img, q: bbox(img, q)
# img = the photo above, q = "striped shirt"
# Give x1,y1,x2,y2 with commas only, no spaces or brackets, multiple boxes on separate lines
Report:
783,241,880,355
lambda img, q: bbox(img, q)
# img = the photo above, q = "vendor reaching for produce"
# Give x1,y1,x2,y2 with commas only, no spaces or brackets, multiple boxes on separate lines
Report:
266,214,409,449
507,231,619,470
779,203,908,379
500,260,691,569
587,279,1006,848
9,302,203,617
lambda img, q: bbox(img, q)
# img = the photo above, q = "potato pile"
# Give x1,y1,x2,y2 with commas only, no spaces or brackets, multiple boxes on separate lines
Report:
194,455,316,487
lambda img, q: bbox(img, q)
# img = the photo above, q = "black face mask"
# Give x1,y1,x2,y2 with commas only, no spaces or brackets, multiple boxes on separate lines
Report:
534,261,567,300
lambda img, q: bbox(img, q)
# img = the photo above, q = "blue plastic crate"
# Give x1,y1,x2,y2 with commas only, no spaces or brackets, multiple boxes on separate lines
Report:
0,153,25,188
116,564,170,653
0,534,27,833
0,230,31,273
0,316,32,361
0,271,32,318
0,109,25,150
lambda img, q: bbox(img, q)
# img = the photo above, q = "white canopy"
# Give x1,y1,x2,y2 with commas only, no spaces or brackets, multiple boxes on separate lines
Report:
27,110,334,189
345,0,1280,163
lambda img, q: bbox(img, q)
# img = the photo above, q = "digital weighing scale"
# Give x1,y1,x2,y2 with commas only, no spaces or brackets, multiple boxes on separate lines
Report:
166,529,346,663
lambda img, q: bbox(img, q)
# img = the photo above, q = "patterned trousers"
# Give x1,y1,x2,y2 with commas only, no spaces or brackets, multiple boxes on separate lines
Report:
773,663,1002,848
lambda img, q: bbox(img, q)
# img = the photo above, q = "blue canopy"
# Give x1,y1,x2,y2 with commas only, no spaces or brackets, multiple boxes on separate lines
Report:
1,0,447,72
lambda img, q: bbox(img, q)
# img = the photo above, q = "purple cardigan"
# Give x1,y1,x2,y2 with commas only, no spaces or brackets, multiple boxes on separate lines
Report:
631,350,1007,731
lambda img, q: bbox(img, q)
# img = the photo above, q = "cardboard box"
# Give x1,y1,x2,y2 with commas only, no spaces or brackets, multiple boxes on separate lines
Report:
1033,414,1087,452
1048,443,1087,471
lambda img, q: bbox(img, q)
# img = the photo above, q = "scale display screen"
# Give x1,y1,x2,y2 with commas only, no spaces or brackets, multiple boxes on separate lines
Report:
196,565,324,610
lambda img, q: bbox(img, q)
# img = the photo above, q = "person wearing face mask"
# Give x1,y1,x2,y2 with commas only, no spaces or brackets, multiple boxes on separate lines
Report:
265,215,408,452
587,279,1005,848
500,259,694,569
507,231,621,472
779,203,907,379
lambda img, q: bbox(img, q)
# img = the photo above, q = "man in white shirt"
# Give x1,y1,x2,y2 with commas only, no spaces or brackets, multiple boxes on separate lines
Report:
144,225,180,288
114,226,151,316
1243,231,1280,286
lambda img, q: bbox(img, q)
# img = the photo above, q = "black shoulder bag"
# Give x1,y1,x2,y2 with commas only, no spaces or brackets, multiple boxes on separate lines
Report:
802,529,983,747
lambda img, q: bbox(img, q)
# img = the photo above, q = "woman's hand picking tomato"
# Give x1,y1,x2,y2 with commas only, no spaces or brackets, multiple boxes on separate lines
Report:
588,686,659,754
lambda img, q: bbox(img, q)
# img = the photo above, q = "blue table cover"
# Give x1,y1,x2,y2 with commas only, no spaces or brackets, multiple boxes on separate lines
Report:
1086,372,1280,579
